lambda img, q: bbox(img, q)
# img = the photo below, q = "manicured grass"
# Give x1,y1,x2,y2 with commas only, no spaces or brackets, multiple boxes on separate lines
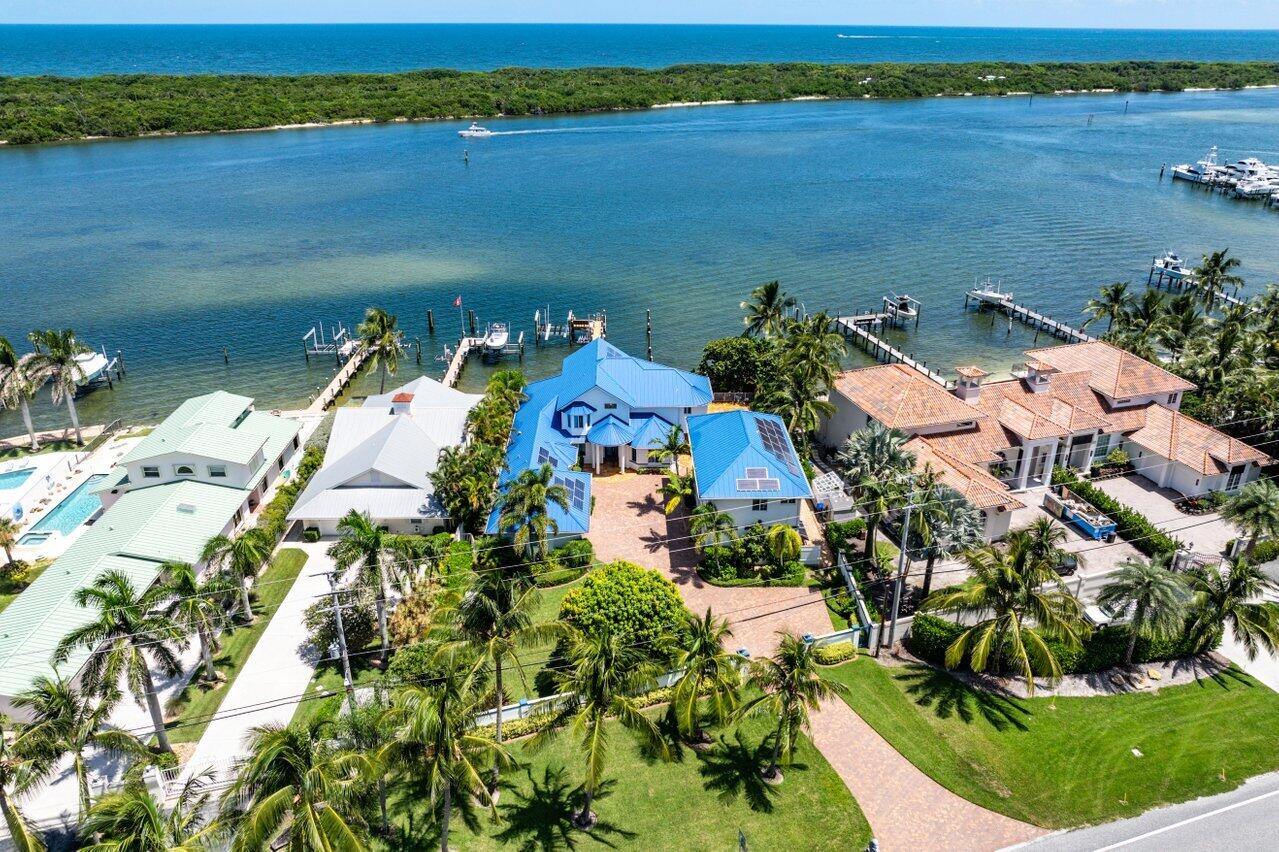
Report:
289,638,385,730
0,438,79,460
0,560,50,615
827,657,1279,829
377,712,869,851
164,548,309,744
117,426,154,439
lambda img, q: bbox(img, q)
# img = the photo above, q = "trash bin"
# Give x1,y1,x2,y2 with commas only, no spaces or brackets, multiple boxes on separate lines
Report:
1105,530,1117,543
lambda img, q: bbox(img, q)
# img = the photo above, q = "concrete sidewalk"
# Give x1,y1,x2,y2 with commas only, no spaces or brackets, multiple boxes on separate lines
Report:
178,542,331,785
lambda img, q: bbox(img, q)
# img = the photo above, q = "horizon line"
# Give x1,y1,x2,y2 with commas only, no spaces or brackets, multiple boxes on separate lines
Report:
4,22,1279,33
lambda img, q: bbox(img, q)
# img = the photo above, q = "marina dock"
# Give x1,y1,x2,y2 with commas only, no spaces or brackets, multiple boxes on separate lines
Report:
306,344,371,412
964,285,1094,344
1147,256,1246,309
830,313,952,389
441,337,484,388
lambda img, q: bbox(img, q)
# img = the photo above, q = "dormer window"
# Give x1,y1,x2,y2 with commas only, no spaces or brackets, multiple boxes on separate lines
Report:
603,403,618,410
142,466,160,478
208,465,227,478
174,464,195,477
1167,393,1178,405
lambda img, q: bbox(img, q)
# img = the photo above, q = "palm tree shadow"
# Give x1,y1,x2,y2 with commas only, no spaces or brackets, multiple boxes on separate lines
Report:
895,665,1031,732
696,730,784,814
494,766,635,850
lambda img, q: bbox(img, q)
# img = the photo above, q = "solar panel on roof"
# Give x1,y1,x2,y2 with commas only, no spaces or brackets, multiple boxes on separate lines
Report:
537,447,557,468
756,418,801,476
555,475,587,511
759,478,781,491
736,478,760,491
745,466,769,479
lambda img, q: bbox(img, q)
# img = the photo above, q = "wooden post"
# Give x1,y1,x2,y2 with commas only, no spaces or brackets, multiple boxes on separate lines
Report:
468,310,477,336
415,338,422,365
427,309,435,334
116,350,126,377
303,339,310,364
223,346,229,364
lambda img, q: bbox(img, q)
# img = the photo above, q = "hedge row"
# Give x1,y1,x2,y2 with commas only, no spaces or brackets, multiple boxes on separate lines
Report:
257,444,325,540
908,613,1210,675
814,641,857,666
472,686,675,740
1051,467,1182,558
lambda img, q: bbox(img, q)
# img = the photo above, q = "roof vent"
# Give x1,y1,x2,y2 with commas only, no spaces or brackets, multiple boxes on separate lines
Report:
176,503,196,514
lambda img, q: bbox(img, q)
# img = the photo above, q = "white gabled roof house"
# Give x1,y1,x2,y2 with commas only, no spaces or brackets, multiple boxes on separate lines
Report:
289,376,482,536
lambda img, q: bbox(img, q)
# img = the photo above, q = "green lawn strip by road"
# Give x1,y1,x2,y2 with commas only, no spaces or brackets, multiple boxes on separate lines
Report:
164,548,309,744
0,560,50,616
0,438,80,460
826,657,1279,829
377,711,869,851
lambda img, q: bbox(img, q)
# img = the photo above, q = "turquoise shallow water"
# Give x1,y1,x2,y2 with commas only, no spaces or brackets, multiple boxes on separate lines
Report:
1,88,1278,430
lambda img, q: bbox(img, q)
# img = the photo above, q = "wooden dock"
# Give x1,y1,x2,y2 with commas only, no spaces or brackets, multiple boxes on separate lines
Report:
307,344,371,412
834,320,953,389
441,337,483,388
963,288,1094,344
1147,259,1246,309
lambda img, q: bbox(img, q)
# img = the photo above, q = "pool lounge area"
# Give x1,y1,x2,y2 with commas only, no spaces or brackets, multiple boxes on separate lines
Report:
28,474,106,536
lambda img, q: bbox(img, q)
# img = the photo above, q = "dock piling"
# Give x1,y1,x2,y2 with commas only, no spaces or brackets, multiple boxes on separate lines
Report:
427,309,435,334
223,346,229,364
415,338,422,365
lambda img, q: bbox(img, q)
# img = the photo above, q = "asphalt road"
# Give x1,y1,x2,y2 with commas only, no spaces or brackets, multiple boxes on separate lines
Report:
1018,770,1279,851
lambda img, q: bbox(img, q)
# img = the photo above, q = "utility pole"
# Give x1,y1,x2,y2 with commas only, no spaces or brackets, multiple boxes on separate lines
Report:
886,477,918,651
317,570,355,708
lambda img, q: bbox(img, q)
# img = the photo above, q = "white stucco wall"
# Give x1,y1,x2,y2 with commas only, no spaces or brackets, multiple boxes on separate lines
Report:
705,497,805,531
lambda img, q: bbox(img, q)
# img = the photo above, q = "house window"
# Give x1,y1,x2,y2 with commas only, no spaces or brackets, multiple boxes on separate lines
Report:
1167,393,1178,405
292,436,300,450
142,466,160,478
603,403,618,410
573,415,586,429
684,407,692,414
232,509,243,526
1115,398,1132,405
174,464,195,477
411,517,422,525
781,499,797,505
1094,433,1111,457
752,499,768,512
208,465,227,478
956,421,975,429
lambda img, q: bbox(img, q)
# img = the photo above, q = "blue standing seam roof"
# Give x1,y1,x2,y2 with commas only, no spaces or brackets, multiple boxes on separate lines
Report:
586,414,634,447
485,470,592,536
688,410,813,501
629,413,675,450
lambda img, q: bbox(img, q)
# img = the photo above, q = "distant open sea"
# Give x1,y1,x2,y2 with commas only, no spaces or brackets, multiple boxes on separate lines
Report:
2,24,1279,76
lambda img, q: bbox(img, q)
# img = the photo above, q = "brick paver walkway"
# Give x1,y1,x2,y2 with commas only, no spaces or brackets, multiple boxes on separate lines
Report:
586,474,833,656
810,695,1046,851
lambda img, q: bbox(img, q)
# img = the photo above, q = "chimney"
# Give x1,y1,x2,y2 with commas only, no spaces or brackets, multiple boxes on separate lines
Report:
1022,360,1056,393
954,365,988,402
390,392,414,414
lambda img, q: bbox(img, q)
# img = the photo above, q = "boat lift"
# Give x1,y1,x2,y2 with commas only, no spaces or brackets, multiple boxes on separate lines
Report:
301,322,359,366
534,307,607,345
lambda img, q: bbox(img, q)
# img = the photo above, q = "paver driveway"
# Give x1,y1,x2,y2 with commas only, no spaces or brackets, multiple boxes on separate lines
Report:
586,473,833,656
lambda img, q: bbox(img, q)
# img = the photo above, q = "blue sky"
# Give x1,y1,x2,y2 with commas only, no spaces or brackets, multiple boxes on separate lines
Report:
8,2,1279,28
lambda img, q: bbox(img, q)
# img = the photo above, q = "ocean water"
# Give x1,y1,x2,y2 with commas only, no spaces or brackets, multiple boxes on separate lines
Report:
3,24,1279,76
1,88,1278,431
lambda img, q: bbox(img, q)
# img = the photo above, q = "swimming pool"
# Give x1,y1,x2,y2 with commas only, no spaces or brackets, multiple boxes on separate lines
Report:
30,475,106,535
0,468,35,490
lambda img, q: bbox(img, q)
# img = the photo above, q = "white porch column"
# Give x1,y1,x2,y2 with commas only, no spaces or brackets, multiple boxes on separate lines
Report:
593,443,600,474
620,446,627,473
1015,445,1032,491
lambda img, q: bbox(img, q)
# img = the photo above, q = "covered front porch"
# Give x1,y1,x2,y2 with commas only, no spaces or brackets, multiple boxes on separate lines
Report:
582,412,674,474
995,430,1104,492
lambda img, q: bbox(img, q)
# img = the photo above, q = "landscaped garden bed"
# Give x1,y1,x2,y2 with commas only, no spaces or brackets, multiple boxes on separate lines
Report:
1173,492,1226,516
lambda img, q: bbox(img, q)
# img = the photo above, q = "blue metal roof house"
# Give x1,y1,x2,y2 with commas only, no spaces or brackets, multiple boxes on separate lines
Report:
687,410,814,531
487,339,712,538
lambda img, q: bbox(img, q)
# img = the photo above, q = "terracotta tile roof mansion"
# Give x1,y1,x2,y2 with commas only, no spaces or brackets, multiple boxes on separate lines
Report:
820,341,1270,540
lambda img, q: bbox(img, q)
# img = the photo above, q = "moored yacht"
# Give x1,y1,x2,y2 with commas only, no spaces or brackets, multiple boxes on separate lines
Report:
1171,146,1224,183
1151,251,1195,281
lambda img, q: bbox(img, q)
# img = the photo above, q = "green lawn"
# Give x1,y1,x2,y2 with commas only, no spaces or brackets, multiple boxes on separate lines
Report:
377,712,870,850
164,548,309,744
289,638,385,730
0,560,50,615
0,438,79,460
827,658,1279,829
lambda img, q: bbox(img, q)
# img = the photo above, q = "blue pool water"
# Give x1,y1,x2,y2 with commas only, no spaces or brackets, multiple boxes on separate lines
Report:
30,475,106,535
0,468,35,490
17,532,51,547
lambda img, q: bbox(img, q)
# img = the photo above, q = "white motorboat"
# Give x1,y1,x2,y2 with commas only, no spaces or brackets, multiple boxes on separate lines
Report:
1171,146,1224,183
74,349,110,387
482,322,510,353
1151,251,1195,281
1234,176,1279,199
458,122,493,138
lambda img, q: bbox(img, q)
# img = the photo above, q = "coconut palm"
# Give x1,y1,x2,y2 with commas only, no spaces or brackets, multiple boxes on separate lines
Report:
329,510,413,664
0,714,46,852
430,444,501,533
652,424,690,475
223,721,371,852
1097,556,1191,665
446,565,563,789
484,368,528,412
161,561,234,682
13,677,148,819
659,471,696,516
0,516,18,568
669,608,741,744
497,464,570,559
1221,479,1279,557
24,329,90,445
200,528,273,622
1019,517,1067,568
379,654,508,851
766,523,802,574
1158,295,1208,363
357,307,405,395
911,483,983,597
330,691,391,838
0,336,40,451
921,539,1089,694
756,370,835,446
79,775,217,852
53,570,185,753
529,628,670,828
839,422,915,560
737,632,848,782
740,280,796,338
1082,281,1135,332
1185,559,1279,660
1194,248,1244,310
779,311,846,390
689,504,737,570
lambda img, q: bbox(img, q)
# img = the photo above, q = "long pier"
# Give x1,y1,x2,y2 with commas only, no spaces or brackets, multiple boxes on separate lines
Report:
834,320,952,389
307,345,371,412
441,337,483,388
1147,258,1246,310
963,288,1094,344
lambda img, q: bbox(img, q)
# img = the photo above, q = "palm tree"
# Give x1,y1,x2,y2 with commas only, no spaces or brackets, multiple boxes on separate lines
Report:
53,570,185,753
689,504,737,569
757,370,835,446
24,329,90,445
766,523,801,574
921,539,1088,694
0,516,18,568
659,471,696,516
779,312,846,388
0,714,47,852
497,464,570,559
201,528,273,622
740,280,796,338
0,336,40,451
162,561,234,682
1158,295,1208,363
223,722,370,852
447,566,562,789
1082,281,1135,332
379,654,508,851
1194,248,1244,310
1185,559,1279,660
1020,517,1067,568
839,422,915,560
910,484,983,597
357,307,405,395
328,510,412,664
13,677,148,819
670,608,740,744
652,424,690,475
330,692,391,838
529,629,670,828
1221,479,1279,557
1097,556,1190,665
737,632,848,782
79,776,216,852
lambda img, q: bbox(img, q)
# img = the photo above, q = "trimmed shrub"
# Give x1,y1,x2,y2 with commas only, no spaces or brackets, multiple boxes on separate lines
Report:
302,527,320,543
472,686,674,741
1246,539,1279,565
385,641,443,687
553,538,595,570
304,590,378,656
814,641,857,666
905,613,966,665
558,559,687,646
825,518,867,559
